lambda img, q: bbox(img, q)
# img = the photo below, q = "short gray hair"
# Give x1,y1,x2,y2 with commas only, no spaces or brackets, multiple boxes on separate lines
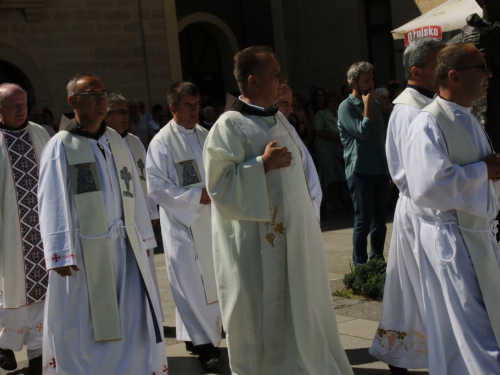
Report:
107,92,127,112
403,38,446,80
67,72,100,96
0,83,26,108
347,62,374,87
375,88,389,100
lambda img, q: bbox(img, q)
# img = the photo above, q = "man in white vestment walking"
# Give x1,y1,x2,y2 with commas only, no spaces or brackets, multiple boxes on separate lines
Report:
38,73,167,375
147,81,224,370
405,43,500,374
0,83,50,374
369,38,445,375
203,46,353,375
103,92,165,324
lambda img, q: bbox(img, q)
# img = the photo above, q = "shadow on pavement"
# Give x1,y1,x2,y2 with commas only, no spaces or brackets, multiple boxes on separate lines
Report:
345,348,379,366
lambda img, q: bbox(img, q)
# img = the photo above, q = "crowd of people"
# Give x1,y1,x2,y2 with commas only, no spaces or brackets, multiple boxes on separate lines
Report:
0,38,498,375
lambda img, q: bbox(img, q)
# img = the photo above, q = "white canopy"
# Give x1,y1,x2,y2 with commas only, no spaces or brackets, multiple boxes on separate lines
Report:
392,0,483,41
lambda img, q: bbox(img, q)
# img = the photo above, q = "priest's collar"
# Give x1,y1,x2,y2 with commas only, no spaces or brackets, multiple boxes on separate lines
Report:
439,96,472,112
406,84,435,99
120,130,128,138
173,120,197,134
225,93,278,117
0,120,28,131
62,117,107,140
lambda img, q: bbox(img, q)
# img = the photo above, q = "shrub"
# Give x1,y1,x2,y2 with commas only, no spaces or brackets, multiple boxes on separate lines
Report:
342,258,387,301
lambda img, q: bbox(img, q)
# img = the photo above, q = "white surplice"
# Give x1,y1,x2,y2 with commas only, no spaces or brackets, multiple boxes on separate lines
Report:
203,110,352,375
146,121,222,346
369,88,433,369
0,123,49,353
124,132,163,321
38,133,168,375
403,100,500,374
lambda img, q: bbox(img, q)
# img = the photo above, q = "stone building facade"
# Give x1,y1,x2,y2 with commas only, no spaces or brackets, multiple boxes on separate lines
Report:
0,0,448,125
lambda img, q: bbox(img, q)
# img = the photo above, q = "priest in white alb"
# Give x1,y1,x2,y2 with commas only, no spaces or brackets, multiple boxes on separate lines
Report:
369,37,445,375
38,73,168,375
0,83,50,374
146,81,223,370
203,46,353,375
103,92,164,324
405,43,500,374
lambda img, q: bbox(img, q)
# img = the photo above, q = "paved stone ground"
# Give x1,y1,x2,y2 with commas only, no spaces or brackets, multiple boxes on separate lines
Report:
2,209,429,375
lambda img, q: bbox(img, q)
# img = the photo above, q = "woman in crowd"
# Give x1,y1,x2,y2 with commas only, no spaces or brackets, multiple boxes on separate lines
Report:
314,91,345,210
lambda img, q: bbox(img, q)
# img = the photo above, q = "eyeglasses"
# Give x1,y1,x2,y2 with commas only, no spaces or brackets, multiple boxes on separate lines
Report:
72,91,108,100
107,109,130,116
455,64,488,72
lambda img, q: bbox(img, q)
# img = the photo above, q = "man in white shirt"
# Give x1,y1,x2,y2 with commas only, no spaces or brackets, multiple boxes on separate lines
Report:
147,81,223,370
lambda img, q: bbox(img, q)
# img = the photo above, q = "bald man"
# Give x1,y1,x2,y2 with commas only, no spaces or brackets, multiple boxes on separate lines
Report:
0,83,51,374
404,43,500,374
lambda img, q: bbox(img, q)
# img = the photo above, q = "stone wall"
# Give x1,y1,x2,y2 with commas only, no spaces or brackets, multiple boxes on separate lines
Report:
0,0,171,125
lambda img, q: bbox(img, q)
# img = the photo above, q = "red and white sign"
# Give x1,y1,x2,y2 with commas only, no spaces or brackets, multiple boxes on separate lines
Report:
404,26,442,46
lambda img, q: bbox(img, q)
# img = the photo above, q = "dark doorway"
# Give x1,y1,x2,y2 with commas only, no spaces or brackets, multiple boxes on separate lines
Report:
179,24,225,104
0,60,35,109
365,0,396,87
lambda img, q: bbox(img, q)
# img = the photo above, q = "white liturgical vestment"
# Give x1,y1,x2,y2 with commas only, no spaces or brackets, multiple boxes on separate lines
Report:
370,86,434,369
403,98,500,374
147,120,222,346
0,122,49,352
38,122,167,375
203,95,352,375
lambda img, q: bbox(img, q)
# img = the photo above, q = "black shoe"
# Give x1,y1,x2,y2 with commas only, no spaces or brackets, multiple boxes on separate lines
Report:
28,355,42,375
0,348,17,371
185,341,198,354
197,343,224,370
389,365,410,375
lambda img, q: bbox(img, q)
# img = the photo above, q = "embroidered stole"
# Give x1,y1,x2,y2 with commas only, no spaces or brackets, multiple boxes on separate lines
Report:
229,111,313,367
125,133,148,194
423,96,500,348
0,123,50,308
159,121,218,304
61,128,156,343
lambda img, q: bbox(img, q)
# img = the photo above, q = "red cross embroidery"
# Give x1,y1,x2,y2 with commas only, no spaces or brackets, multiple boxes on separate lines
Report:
48,358,56,368
36,323,43,332
163,365,168,373
51,254,61,262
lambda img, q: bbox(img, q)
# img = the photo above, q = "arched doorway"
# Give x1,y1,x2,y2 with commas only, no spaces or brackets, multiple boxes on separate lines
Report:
179,24,225,103
178,12,240,104
0,60,36,109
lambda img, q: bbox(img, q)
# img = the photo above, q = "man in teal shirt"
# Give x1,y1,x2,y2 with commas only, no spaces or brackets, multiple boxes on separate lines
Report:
338,61,389,266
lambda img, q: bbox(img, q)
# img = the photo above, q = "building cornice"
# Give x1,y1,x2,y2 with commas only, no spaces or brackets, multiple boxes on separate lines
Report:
0,0,46,23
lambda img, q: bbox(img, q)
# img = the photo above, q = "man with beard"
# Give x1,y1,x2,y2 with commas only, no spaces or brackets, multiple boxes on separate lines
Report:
338,62,389,266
